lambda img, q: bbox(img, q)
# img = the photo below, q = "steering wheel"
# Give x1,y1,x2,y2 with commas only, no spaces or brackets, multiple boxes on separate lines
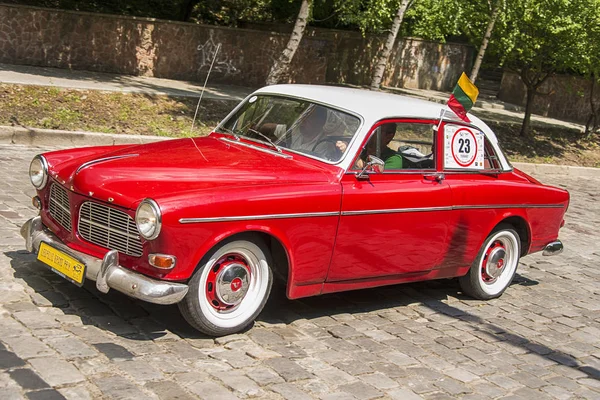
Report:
312,135,349,161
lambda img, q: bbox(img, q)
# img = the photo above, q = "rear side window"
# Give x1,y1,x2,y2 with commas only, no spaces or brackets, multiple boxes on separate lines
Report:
483,138,501,170
393,123,435,170
351,122,435,171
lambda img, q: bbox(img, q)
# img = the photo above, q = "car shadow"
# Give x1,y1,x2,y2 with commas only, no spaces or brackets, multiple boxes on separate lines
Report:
6,250,598,381
5,250,209,341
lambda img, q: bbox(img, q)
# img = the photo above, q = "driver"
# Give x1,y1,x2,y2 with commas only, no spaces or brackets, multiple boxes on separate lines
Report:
289,106,336,159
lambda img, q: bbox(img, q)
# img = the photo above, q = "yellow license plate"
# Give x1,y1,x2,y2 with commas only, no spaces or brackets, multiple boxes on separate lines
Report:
37,242,86,286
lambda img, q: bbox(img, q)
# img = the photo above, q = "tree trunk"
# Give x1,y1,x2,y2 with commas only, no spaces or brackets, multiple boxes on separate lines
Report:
519,67,553,137
266,0,311,85
180,0,200,22
520,86,535,137
370,0,411,90
585,72,598,138
470,0,502,83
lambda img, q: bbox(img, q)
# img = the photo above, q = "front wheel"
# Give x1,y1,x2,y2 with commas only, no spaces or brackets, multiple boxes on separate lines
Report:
178,237,273,336
459,224,521,300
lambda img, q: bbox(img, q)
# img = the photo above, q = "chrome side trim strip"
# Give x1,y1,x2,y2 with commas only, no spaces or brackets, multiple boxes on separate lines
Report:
179,204,565,223
453,204,565,210
341,206,452,216
76,154,138,175
220,138,293,159
179,211,339,224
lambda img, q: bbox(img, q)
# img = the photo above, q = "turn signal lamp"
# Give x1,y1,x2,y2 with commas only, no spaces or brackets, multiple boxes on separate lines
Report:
149,254,176,270
32,196,42,210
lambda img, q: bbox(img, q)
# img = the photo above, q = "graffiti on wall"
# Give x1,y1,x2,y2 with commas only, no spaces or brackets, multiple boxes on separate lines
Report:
196,32,239,76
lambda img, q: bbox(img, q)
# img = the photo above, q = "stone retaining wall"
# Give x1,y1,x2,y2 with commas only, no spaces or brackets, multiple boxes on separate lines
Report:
0,3,473,90
498,71,599,124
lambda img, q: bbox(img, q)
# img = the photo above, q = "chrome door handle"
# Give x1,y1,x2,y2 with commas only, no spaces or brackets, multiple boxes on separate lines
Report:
424,173,445,182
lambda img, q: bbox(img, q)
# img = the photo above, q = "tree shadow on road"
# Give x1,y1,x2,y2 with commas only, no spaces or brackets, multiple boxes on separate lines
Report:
259,276,599,381
6,249,599,382
0,63,250,100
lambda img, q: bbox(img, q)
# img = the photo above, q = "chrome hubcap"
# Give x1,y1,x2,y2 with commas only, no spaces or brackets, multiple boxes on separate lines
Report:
485,247,506,279
482,241,509,283
205,253,253,311
215,263,250,306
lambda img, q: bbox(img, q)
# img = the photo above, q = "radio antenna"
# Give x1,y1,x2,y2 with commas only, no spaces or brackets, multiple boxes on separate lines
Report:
191,43,221,133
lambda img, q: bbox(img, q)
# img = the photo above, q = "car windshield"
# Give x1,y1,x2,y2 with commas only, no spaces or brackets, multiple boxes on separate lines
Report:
216,95,361,163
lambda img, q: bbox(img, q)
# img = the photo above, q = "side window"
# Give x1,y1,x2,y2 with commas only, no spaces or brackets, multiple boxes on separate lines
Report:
483,138,501,170
393,123,436,170
351,122,435,171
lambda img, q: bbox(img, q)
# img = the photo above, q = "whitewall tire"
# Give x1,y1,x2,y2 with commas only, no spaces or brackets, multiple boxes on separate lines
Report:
178,236,273,336
459,224,521,300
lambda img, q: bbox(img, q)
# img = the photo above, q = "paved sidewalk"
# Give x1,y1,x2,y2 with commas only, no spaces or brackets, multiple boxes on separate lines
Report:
1,143,599,399
0,63,586,134
384,86,585,132
0,63,252,100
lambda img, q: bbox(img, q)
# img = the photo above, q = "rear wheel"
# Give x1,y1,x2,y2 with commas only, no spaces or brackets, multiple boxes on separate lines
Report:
459,224,520,300
179,236,273,336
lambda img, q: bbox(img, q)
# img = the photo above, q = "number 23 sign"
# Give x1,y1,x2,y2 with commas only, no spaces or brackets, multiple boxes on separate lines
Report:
444,124,485,169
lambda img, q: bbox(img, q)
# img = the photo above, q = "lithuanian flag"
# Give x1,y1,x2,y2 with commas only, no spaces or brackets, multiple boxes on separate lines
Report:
447,72,479,122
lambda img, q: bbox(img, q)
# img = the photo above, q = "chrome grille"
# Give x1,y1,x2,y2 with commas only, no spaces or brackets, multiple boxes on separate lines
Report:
49,183,72,232
78,202,143,257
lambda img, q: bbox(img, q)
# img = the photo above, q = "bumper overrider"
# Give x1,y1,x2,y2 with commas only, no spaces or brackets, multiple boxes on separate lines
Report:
21,216,189,305
543,240,563,256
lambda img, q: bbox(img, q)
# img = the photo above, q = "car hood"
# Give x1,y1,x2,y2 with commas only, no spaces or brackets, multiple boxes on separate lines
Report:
50,136,339,209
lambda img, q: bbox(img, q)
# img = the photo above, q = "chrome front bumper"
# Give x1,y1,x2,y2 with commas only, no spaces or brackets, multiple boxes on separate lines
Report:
20,216,188,305
543,240,564,256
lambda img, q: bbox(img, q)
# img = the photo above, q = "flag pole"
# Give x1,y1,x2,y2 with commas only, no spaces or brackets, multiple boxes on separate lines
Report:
435,107,447,132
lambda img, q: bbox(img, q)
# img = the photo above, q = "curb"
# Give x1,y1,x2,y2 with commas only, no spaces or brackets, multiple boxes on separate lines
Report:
512,162,600,177
1,125,598,177
0,126,167,147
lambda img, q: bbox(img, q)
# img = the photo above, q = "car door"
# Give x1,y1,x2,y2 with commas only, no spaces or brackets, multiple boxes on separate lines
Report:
327,120,454,282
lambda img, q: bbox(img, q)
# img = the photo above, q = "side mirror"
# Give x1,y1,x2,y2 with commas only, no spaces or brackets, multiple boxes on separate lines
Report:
355,155,385,179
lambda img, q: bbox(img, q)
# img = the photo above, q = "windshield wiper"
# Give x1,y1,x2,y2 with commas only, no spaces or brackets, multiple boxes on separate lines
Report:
247,128,282,153
218,126,240,141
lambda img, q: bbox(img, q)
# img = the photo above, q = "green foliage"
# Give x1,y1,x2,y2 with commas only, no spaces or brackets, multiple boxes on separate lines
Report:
194,0,274,25
403,0,463,41
496,0,591,74
5,0,189,20
579,0,600,76
333,0,500,43
334,0,401,34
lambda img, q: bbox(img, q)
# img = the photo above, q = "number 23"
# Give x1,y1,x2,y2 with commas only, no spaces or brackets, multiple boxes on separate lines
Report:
458,138,471,154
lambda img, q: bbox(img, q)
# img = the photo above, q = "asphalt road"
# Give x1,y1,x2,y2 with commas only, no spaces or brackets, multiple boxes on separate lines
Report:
1,143,599,400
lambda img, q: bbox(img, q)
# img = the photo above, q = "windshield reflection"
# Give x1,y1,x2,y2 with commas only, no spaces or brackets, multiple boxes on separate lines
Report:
217,95,361,162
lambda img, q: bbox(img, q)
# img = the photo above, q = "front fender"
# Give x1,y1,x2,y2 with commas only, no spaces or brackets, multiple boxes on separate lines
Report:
153,182,342,286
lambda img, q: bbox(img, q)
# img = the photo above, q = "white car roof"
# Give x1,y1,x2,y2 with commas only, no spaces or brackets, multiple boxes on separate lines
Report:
250,84,510,171
255,84,445,122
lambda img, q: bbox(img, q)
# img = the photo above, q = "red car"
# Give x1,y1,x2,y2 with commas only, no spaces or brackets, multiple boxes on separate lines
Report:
22,85,569,336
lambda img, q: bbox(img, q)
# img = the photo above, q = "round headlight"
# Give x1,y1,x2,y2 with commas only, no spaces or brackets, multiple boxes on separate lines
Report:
135,199,162,240
29,156,48,189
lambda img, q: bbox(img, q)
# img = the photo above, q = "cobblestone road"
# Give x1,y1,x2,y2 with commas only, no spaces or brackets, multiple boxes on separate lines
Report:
1,144,599,400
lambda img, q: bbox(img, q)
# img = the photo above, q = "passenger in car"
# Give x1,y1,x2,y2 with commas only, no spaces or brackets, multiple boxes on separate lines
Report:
338,123,403,170
372,124,403,170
